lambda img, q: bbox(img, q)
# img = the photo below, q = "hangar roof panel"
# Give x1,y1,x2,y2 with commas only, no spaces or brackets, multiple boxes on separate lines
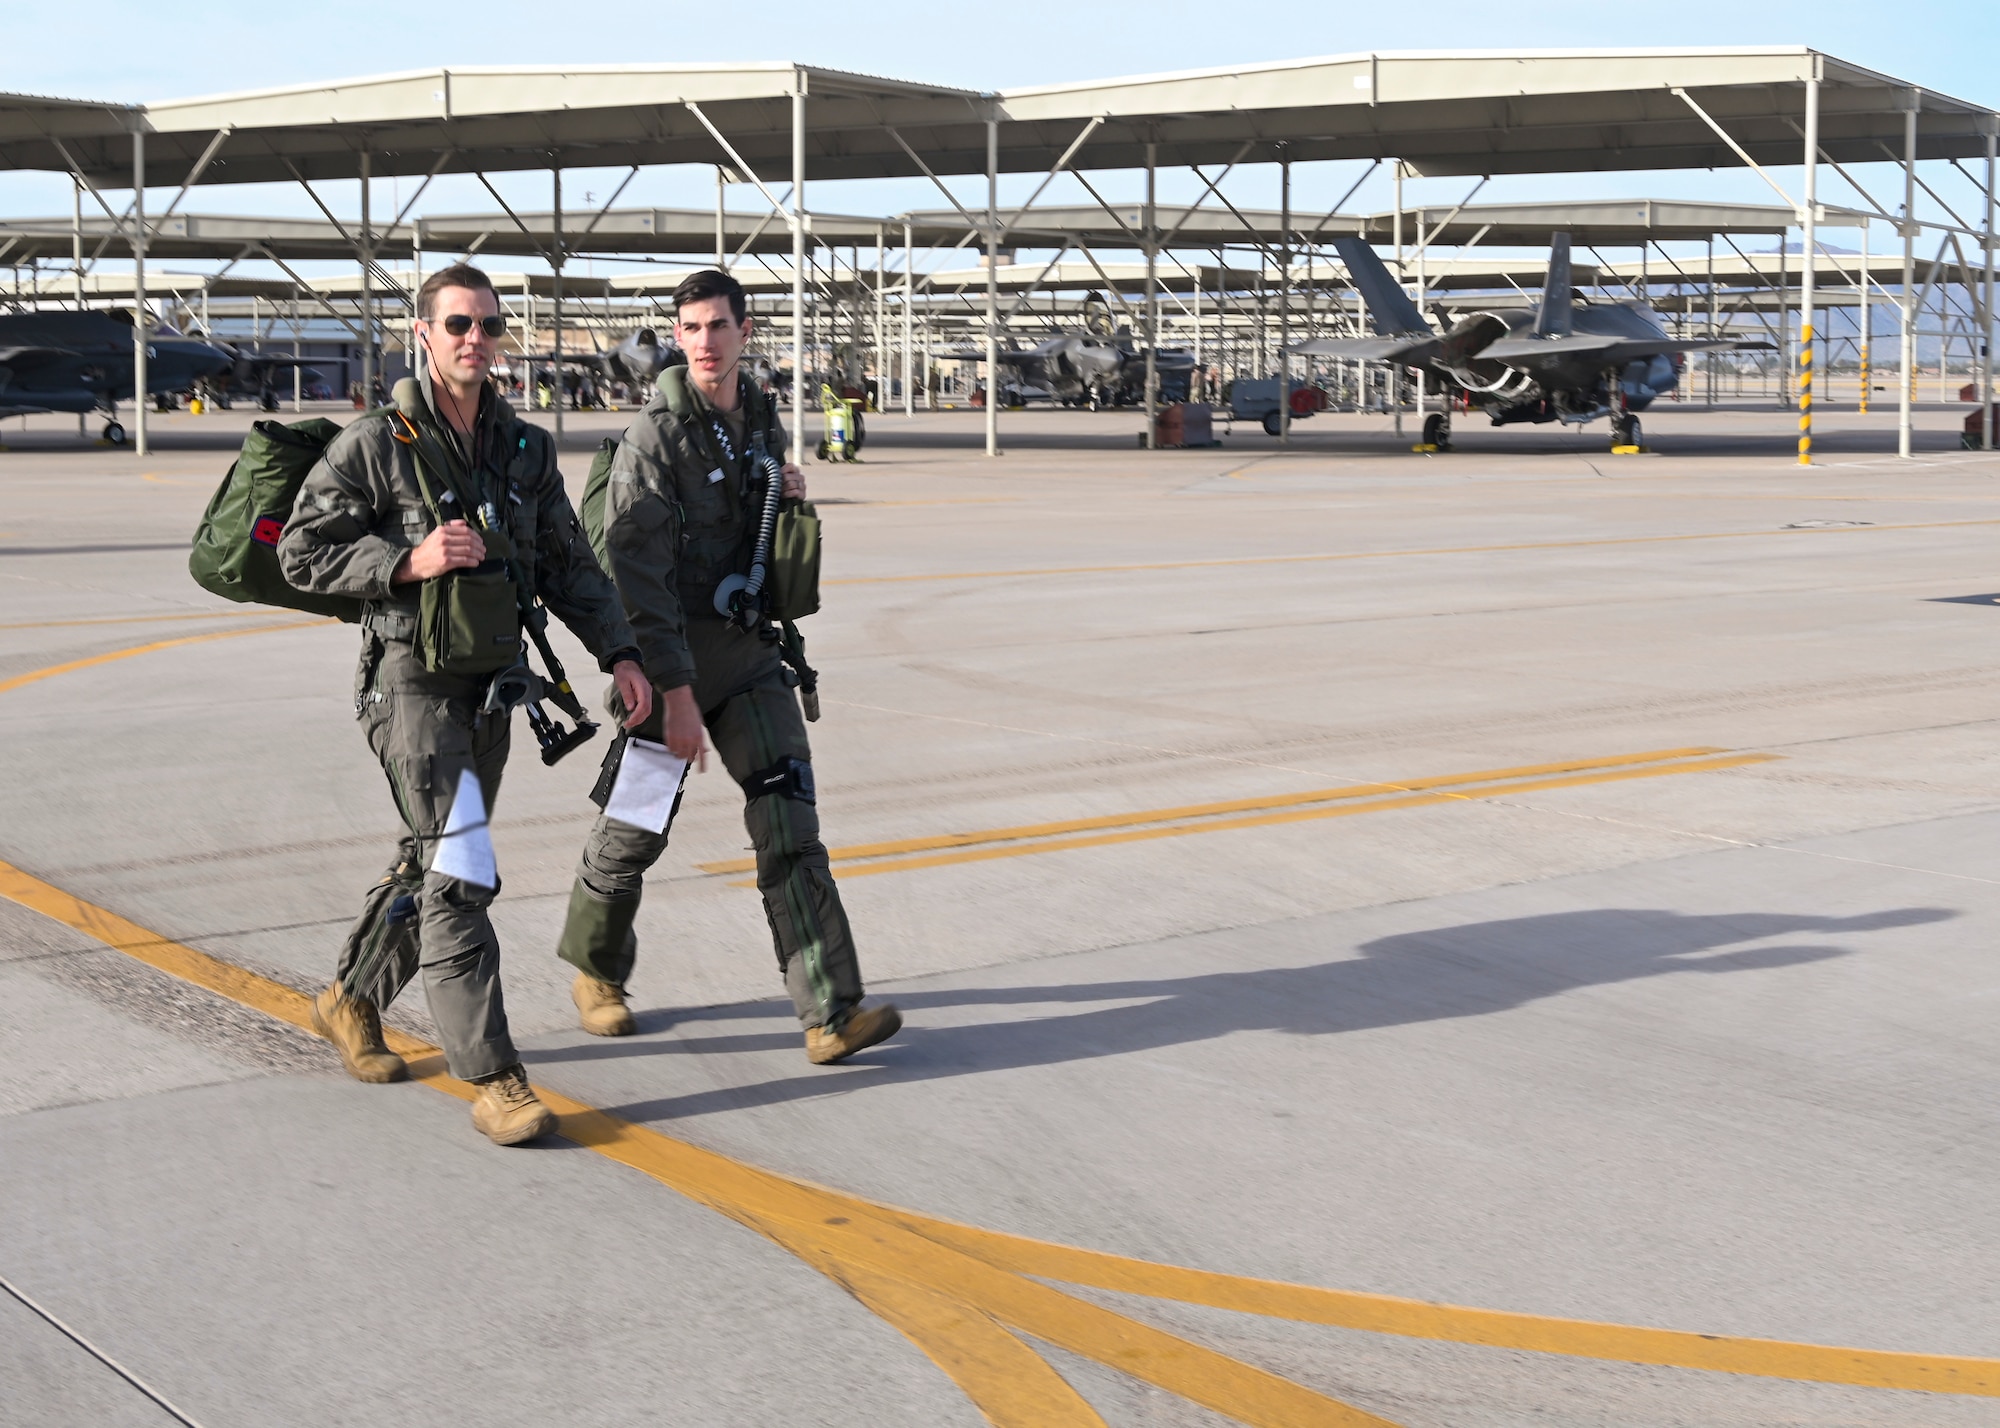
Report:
1,51,1991,194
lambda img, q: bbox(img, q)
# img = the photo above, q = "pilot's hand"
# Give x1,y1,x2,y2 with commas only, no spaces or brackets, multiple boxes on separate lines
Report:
780,463,806,500
395,520,485,582
610,662,653,730
660,684,709,770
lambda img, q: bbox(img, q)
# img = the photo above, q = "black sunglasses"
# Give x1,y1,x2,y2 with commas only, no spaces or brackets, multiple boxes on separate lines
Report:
439,313,508,338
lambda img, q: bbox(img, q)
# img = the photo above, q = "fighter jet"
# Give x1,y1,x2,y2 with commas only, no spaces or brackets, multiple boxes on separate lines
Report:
1295,233,1759,450
0,310,236,442
205,351,325,412
540,327,683,403
941,290,1189,408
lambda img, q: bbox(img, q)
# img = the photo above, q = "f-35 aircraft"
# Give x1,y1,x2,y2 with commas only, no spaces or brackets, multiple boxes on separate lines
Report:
0,311,236,442
949,290,1191,408
538,326,682,400
982,332,1198,408
1296,233,1758,450
216,351,325,412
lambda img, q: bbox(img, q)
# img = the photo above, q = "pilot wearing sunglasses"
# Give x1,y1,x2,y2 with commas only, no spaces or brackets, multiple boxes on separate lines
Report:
279,262,650,1147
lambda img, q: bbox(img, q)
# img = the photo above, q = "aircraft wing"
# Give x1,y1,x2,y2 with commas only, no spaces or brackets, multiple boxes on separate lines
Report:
938,347,1046,368
0,346,73,369
1482,334,1768,366
1290,335,1443,365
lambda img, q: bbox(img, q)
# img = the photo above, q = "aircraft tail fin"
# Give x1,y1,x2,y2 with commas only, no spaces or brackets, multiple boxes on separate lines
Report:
1332,237,1432,337
1533,233,1574,339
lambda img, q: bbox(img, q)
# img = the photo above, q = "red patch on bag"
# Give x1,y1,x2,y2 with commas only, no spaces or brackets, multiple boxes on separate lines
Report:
252,516,285,546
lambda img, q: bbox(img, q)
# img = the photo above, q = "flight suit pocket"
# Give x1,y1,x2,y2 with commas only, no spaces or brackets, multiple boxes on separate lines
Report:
611,489,674,549
680,479,730,528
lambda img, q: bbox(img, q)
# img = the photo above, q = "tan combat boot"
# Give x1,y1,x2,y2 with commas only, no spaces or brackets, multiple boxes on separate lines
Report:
470,1065,557,1146
571,972,637,1037
806,1002,903,1065
311,982,408,1083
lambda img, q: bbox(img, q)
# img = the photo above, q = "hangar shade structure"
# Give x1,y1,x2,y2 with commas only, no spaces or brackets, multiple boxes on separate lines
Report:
1,47,1994,453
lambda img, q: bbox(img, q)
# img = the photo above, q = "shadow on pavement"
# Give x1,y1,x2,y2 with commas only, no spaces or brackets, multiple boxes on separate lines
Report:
537,905,1954,1124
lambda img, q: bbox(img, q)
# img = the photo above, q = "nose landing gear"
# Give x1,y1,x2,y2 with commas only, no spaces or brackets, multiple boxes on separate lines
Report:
1420,412,1453,451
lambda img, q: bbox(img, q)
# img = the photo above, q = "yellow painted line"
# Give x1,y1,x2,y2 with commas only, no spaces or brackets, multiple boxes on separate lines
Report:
859,1208,2000,1398
0,620,326,697
6,632,1993,1416
0,854,1392,1426
0,611,289,633
1,857,1992,1407
724,753,1778,885
698,746,1730,875
824,517,2000,587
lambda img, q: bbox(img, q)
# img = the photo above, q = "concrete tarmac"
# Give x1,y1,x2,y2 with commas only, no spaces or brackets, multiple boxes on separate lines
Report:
1,398,1996,1426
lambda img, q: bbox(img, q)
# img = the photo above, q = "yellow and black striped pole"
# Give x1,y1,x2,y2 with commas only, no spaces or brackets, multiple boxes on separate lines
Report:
1798,322,1813,464
1858,341,1869,415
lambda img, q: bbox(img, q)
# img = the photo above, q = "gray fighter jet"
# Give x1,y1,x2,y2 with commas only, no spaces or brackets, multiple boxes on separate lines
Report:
981,334,1197,408
540,326,682,402
0,310,236,442
1295,233,1758,450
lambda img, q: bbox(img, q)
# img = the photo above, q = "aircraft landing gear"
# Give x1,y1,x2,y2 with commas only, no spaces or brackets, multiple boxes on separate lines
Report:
260,391,279,413
102,420,127,445
1610,413,1641,450
1421,412,1453,450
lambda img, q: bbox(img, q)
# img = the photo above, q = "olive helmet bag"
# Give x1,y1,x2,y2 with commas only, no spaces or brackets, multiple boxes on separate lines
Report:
187,418,364,621
579,436,620,570
767,498,820,621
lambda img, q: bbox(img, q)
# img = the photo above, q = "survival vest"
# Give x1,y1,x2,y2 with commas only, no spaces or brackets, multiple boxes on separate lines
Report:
580,367,818,623
188,416,367,621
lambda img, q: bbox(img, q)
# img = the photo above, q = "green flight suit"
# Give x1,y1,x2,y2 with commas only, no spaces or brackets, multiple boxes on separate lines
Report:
557,367,864,1029
279,376,639,1081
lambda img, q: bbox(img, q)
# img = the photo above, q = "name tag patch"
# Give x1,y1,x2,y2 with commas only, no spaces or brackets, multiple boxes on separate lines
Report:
706,468,725,485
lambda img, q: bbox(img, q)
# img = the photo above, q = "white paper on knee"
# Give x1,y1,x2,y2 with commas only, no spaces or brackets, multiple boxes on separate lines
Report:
604,737,688,833
432,766,498,889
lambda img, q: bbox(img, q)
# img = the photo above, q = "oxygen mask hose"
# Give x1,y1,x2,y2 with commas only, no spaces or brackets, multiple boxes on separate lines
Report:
714,444,786,630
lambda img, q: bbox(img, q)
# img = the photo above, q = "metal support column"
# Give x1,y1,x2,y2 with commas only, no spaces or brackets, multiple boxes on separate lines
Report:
552,167,563,443
1391,160,1404,437
1859,220,1871,413
902,221,914,417
874,225,885,410
1900,103,1917,459
715,166,726,271
71,177,83,311
1277,153,1291,443
73,177,85,436
1776,229,1788,406
359,151,373,406
132,128,147,455
1985,121,1996,450
985,114,1000,457
1706,237,1717,405
1798,74,1819,464
791,83,807,461
1143,139,1158,449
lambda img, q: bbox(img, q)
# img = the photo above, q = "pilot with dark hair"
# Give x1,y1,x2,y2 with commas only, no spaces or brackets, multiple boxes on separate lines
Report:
555,266,900,1065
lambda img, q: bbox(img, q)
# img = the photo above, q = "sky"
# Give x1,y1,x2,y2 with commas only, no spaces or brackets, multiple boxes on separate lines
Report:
3,1,1996,276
